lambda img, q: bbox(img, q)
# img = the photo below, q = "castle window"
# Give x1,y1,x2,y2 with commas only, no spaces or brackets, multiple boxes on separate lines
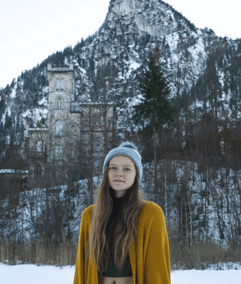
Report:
55,146,62,160
93,115,96,125
56,120,62,135
56,79,60,90
57,98,62,109
37,140,42,152
96,138,100,151
61,79,64,90
99,116,102,125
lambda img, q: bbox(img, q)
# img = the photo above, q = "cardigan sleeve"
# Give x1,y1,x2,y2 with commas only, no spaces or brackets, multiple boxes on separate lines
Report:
144,204,171,284
73,208,88,284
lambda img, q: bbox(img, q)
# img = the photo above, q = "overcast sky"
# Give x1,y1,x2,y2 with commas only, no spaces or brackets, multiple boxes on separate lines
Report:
1,0,241,89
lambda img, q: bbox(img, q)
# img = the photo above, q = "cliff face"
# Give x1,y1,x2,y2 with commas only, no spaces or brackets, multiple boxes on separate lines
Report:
92,0,210,94
107,0,187,37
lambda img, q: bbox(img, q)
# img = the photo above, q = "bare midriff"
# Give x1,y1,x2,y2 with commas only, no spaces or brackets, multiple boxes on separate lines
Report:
98,275,133,284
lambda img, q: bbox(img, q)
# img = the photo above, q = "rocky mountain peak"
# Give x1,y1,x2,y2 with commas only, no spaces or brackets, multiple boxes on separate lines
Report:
106,0,192,38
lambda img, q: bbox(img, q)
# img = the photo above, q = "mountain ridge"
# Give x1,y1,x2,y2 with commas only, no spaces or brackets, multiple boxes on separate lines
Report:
0,0,240,156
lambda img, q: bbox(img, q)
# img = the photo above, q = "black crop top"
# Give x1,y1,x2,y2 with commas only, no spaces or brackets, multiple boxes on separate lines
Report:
99,187,133,278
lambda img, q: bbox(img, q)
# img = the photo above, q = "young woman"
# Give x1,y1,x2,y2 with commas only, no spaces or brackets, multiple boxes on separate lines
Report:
73,141,171,284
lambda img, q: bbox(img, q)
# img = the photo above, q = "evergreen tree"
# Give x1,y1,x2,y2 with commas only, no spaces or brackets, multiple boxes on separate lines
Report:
132,48,177,139
132,47,177,194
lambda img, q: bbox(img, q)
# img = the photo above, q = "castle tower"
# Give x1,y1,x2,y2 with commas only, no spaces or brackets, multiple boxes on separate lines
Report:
46,62,80,165
46,62,76,115
28,62,117,189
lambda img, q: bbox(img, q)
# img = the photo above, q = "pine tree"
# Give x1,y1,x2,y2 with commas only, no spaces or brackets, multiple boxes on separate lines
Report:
132,48,177,139
132,47,177,194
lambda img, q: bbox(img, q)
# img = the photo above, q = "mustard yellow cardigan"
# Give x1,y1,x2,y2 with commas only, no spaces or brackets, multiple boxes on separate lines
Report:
73,201,171,284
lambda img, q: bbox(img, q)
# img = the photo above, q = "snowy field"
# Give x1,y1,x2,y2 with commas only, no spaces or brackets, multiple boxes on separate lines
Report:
0,262,241,284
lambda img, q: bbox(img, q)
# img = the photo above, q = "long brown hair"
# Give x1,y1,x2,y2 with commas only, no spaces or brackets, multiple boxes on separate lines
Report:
87,161,148,275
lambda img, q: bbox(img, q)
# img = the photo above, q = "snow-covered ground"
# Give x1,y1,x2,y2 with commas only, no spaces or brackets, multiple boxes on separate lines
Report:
0,262,241,284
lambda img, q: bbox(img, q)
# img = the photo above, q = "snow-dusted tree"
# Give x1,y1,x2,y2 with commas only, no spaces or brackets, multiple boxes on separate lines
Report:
132,46,177,194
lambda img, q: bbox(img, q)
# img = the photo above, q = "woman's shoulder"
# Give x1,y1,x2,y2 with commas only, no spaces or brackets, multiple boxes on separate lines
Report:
143,200,162,211
83,204,95,213
81,201,163,222
140,201,164,220
81,204,95,221
83,202,162,214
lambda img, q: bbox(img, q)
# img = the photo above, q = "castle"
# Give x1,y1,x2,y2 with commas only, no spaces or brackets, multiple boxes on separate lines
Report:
28,62,117,188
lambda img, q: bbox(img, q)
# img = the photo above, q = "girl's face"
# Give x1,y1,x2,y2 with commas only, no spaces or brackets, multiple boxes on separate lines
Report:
108,155,136,198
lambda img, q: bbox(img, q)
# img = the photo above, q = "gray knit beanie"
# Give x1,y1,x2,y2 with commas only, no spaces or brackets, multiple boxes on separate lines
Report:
102,141,143,183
